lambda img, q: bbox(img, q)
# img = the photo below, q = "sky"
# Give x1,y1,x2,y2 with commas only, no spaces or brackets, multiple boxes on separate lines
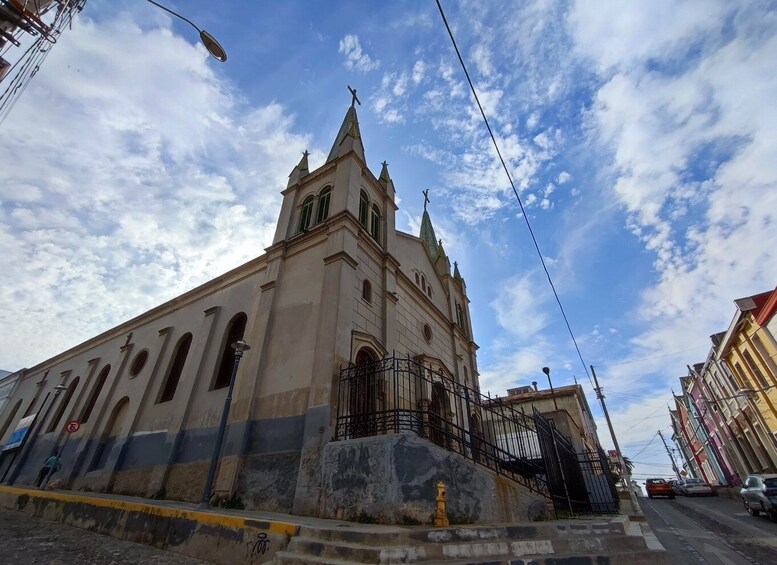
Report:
1,0,776,486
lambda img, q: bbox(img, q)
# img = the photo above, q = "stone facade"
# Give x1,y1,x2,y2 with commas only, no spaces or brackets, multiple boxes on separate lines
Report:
0,104,499,521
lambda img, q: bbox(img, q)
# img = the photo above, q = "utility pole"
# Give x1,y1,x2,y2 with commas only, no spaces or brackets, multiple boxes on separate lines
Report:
590,365,640,513
658,428,681,480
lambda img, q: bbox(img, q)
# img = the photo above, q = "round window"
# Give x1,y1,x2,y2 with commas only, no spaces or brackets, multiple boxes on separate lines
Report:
423,324,433,343
129,349,148,377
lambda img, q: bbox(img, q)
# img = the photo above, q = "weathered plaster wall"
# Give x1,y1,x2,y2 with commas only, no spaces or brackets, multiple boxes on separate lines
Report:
320,433,547,524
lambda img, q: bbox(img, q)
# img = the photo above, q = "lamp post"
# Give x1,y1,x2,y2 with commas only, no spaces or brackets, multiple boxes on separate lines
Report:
199,339,249,508
144,0,228,62
541,367,558,411
4,383,68,485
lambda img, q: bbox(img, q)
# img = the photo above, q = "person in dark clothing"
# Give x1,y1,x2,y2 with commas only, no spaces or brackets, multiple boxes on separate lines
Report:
35,452,61,488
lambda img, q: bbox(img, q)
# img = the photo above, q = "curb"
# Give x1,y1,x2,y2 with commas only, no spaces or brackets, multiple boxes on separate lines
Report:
0,486,297,563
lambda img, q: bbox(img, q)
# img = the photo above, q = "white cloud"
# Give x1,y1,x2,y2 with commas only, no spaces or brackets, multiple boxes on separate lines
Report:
338,34,379,73
491,273,550,340
412,60,426,84
0,15,311,370
557,171,572,184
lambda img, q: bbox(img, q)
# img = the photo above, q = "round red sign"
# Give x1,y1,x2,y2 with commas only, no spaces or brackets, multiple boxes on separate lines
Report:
65,420,80,433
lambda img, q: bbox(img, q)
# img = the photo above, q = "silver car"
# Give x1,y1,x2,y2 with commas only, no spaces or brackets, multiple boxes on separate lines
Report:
680,478,714,496
741,473,777,521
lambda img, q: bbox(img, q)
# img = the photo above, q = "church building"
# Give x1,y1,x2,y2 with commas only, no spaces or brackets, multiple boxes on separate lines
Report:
0,99,547,523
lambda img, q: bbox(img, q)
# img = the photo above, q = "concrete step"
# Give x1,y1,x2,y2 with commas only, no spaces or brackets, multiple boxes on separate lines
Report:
295,520,632,547
282,531,661,564
275,550,667,565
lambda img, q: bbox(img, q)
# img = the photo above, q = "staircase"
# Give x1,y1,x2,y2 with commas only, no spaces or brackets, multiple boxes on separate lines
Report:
272,517,668,564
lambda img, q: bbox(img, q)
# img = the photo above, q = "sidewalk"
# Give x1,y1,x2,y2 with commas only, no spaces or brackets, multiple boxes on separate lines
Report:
0,485,663,564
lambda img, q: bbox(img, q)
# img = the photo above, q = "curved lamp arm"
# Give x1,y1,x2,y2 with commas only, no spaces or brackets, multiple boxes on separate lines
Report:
144,0,227,62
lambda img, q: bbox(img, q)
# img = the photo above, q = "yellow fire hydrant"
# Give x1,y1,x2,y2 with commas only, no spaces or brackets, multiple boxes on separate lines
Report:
433,481,449,527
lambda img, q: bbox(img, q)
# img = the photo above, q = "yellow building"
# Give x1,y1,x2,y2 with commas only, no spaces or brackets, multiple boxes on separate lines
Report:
715,288,777,472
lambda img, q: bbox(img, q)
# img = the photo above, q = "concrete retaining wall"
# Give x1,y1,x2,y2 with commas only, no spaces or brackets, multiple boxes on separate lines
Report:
0,486,296,564
320,433,548,524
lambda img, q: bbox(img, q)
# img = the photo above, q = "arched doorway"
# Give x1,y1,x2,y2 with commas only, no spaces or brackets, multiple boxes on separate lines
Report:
429,382,449,449
470,412,484,463
349,348,377,437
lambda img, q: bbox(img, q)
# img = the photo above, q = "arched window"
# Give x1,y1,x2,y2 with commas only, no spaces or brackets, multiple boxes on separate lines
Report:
362,279,372,303
370,204,381,241
214,313,248,390
316,187,331,224
358,190,369,228
159,333,192,403
415,272,420,285
456,303,464,328
421,274,426,290
46,377,79,433
298,195,314,232
427,286,432,298
81,364,111,424
0,399,23,442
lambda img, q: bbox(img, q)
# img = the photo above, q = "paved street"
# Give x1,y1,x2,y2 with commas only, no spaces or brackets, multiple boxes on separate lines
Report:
641,493,777,564
0,507,211,564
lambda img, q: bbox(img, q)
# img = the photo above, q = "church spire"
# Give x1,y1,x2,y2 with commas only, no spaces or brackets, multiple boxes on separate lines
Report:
287,150,310,187
419,190,440,261
326,86,365,164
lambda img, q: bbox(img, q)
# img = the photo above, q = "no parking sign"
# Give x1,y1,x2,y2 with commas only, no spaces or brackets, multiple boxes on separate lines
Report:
65,420,80,433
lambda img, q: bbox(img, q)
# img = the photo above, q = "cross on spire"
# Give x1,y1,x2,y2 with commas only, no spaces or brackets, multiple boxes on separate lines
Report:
303,150,310,158
347,85,361,107
422,189,430,211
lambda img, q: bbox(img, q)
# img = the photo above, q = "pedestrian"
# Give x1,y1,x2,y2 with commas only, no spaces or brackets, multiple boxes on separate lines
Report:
35,452,61,488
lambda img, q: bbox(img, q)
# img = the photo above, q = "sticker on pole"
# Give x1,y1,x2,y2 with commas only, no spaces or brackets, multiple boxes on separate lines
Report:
65,420,80,433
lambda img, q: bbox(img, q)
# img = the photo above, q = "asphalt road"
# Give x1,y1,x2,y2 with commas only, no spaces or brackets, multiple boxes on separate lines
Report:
641,493,777,565
0,507,211,564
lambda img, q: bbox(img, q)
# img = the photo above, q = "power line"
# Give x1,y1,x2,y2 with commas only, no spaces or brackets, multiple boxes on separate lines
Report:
595,345,709,368
434,0,594,390
631,432,659,458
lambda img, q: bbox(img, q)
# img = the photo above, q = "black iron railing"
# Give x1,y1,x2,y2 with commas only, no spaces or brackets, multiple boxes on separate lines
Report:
334,355,619,515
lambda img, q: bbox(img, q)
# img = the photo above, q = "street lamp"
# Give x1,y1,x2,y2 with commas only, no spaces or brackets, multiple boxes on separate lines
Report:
199,339,250,508
144,0,228,62
542,367,558,411
4,383,68,485
736,387,777,458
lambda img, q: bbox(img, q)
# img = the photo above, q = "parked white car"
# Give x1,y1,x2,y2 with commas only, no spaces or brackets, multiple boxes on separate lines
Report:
680,477,714,496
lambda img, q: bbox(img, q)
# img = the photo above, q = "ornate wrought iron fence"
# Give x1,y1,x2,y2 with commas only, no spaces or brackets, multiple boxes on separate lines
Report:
334,355,618,515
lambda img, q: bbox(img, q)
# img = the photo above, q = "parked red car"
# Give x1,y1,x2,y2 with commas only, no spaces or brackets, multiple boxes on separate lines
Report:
645,478,675,499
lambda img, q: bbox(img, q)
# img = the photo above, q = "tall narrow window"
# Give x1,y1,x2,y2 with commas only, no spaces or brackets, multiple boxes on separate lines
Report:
370,204,381,242
159,333,192,403
90,397,129,471
456,303,463,328
46,377,79,433
316,187,331,223
362,279,372,303
415,272,420,285
358,190,369,227
214,313,248,390
298,195,314,232
81,364,111,424
742,350,768,389
0,399,23,442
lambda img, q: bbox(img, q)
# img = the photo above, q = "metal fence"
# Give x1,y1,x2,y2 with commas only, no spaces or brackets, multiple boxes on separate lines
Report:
334,355,618,515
